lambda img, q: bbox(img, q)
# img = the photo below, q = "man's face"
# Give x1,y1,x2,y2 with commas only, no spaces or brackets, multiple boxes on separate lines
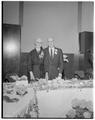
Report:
48,38,54,48
35,42,41,48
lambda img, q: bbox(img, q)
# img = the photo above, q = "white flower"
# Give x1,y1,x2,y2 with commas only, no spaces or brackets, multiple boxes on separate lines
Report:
41,51,44,56
86,101,93,112
30,111,37,117
20,75,28,81
39,51,44,58
54,49,58,55
83,111,92,118
63,54,69,62
71,98,81,108
15,85,27,96
66,109,76,118
42,85,45,89
64,58,69,62
63,54,68,59
79,99,87,109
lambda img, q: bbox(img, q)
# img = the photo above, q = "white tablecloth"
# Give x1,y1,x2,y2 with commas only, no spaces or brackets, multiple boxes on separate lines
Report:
3,88,35,117
37,88,93,118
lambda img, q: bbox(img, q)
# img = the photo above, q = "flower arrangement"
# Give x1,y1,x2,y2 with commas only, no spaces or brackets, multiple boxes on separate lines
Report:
66,98,93,119
19,75,28,81
63,54,69,62
15,85,28,96
4,73,19,82
39,51,44,59
30,79,93,91
66,109,76,118
54,49,58,55
3,83,15,95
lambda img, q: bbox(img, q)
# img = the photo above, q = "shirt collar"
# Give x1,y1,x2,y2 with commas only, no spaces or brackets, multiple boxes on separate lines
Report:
49,47,55,50
36,48,40,52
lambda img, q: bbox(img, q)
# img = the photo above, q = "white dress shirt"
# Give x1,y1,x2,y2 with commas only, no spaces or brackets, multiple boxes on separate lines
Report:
36,48,40,53
49,47,55,57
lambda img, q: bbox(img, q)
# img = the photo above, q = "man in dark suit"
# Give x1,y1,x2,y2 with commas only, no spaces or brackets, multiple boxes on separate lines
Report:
44,38,63,80
28,38,45,82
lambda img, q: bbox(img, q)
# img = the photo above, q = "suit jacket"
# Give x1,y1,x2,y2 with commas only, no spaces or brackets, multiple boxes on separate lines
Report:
28,48,45,79
44,47,63,80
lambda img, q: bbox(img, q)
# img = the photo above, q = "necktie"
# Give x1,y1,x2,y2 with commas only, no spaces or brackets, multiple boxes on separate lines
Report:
51,48,53,58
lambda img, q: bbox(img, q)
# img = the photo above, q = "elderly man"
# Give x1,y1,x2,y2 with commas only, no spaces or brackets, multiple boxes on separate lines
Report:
44,38,63,80
28,38,45,82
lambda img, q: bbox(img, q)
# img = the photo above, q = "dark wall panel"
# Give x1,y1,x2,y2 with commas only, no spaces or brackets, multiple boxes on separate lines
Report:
79,31,93,53
79,31,93,71
3,24,21,79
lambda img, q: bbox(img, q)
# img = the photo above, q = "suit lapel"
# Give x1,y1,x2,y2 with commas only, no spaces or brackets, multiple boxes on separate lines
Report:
52,47,58,61
35,49,40,59
47,47,51,57
53,47,57,59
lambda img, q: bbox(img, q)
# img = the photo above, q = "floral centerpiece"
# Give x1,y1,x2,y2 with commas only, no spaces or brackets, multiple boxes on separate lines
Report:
66,98,93,119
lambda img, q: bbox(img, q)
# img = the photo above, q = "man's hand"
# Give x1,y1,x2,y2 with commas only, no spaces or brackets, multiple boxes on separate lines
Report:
30,71,35,80
45,72,48,80
57,73,62,79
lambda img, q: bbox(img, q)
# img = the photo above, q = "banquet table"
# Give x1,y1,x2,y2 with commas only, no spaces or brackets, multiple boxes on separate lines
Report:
3,79,93,118
37,87,93,118
32,79,93,118
3,86,37,118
